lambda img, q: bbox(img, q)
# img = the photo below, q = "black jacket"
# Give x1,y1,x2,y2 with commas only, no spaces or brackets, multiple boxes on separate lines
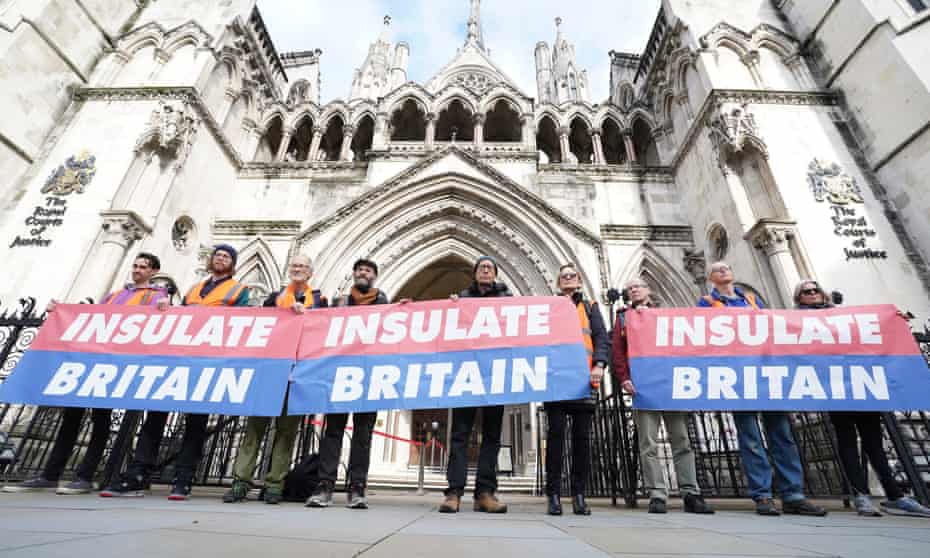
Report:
460,281,513,298
334,289,390,306
572,291,609,367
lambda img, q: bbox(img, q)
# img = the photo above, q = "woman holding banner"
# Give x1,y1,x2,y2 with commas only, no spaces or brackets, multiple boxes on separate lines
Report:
542,263,608,516
794,279,930,518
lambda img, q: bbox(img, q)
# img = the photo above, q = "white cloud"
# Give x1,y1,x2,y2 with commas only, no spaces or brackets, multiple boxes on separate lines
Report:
257,0,660,103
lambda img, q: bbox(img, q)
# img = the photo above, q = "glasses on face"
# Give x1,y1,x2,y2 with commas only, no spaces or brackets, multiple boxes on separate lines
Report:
711,265,730,274
801,288,820,296
213,252,232,260
290,264,310,269
476,264,495,271
560,272,578,280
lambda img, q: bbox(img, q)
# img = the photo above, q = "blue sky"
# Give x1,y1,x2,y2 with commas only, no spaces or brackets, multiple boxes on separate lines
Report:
257,0,661,103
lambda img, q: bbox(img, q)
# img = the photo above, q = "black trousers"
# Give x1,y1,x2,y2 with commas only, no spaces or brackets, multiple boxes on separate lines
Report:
445,405,504,497
129,412,209,481
830,411,902,500
318,412,377,487
545,402,593,496
42,407,112,482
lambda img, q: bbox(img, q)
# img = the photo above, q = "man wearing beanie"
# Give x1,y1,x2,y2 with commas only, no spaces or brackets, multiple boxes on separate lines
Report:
439,255,512,514
101,244,250,501
307,258,388,510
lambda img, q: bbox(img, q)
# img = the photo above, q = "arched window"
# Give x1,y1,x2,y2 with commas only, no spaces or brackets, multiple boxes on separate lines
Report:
569,73,578,99
351,115,375,161
319,116,345,161
389,99,427,141
536,116,561,164
631,118,660,166
286,116,314,161
435,100,474,142
568,117,593,164
254,114,284,162
601,117,626,164
727,147,788,221
483,100,521,142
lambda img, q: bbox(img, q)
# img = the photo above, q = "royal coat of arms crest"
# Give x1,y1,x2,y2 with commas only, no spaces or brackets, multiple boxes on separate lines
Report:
41,151,97,196
807,158,864,205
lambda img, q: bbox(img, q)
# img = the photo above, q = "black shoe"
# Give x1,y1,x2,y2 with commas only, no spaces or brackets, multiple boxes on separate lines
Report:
648,498,667,514
100,472,146,498
168,476,192,501
572,494,591,516
547,493,562,516
306,483,333,508
782,499,827,517
347,484,368,509
683,494,715,514
755,498,780,516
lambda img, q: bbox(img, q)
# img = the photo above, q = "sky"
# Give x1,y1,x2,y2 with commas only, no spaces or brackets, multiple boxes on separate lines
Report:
257,0,661,104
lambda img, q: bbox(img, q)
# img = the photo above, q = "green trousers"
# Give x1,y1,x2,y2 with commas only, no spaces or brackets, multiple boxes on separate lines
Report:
232,414,301,491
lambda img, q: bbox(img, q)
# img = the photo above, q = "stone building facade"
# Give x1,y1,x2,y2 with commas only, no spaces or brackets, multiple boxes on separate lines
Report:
1,0,929,475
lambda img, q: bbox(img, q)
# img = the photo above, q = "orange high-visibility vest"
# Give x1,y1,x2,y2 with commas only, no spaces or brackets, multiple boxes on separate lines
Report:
100,287,165,306
576,301,595,370
702,293,759,309
184,278,246,307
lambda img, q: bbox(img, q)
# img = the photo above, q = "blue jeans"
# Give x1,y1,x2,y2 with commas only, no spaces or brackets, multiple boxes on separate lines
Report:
732,412,805,502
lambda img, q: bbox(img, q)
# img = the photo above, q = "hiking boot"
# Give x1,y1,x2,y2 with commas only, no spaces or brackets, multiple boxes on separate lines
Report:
57,479,93,495
222,479,248,503
684,494,715,514
347,485,368,509
474,492,508,513
264,486,282,505
2,477,56,493
783,499,827,517
100,472,146,498
305,483,333,508
881,497,930,518
854,494,882,517
167,476,192,501
439,493,461,513
755,498,780,516
648,498,667,514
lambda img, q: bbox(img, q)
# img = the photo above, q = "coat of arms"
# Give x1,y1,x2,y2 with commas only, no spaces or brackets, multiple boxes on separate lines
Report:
807,158,863,205
41,151,97,196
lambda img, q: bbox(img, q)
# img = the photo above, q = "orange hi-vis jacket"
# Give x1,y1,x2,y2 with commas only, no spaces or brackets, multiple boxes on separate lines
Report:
576,301,595,370
183,277,248,307
100,284,168,306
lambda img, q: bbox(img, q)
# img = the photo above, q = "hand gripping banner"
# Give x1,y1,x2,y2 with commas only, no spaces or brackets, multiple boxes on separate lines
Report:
286,296,591,415
0,305,302,416
625,304,930,411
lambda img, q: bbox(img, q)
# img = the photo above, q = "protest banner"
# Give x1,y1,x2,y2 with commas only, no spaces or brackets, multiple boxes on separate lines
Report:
287,296,591,414
0,305,301,416
625,304,930,411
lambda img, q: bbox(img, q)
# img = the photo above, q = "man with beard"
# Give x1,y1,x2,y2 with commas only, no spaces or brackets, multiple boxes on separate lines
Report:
306,258,388,510
439,256,512,514
3,253,168,495
101,244,249,501
224,254,327,505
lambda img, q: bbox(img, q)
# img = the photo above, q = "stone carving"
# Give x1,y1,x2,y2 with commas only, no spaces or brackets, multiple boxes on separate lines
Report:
135,100,200,169
707,224,729,261
807,158,864,205
707,103,766,172
172,216,196,252
41,151,97,196
450,72,494,94
682,248,707,285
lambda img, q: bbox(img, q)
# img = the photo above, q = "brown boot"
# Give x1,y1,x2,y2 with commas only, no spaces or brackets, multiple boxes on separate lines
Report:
474,492,508,513
439,493,461,513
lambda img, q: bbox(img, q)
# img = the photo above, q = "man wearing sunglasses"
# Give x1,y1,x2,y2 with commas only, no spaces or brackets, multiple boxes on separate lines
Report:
697,262,826,517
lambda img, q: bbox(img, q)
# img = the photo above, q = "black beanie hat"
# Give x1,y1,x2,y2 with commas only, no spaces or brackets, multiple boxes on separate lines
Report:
353,258,379,276
474,256,498,274
212,244,238,267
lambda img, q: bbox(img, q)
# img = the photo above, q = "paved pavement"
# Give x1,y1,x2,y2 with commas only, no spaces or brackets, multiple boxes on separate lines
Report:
1,488,929,557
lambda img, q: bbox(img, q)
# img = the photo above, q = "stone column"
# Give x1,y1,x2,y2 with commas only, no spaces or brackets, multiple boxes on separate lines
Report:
622,129,637,164
340,125,356,161
276,126,295,161
373,112,389,149
522,113,535,150
741,50,765,88
67,211,152,302
473,113,485,148
590,128,605,165
308,125,323,161
425,112,436,149
746,220,802,307
558,126,570,163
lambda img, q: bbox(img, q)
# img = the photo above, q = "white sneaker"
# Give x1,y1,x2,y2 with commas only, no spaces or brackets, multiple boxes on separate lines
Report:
881,497,930,518
853,494,881,517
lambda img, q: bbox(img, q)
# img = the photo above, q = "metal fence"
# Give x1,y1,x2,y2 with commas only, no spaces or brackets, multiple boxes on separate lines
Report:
2,296,930,506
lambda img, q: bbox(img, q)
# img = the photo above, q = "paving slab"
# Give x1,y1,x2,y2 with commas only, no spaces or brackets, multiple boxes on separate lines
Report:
565,526,825,556
357,533,612,558
738,533,930,558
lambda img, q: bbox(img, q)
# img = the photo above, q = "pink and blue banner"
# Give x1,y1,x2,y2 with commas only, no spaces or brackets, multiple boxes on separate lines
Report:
0,305,302,416
286,297,591,414
625,304,930,411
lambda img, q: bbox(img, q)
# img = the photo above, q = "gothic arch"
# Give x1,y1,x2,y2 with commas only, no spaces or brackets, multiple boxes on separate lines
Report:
478,93,523,115
613,244,699,307
385,90,431,118
594,107,626,132
536,114,561,164
435,98,475,142
236,237,282,305
433,91,479,115
389,98,427,141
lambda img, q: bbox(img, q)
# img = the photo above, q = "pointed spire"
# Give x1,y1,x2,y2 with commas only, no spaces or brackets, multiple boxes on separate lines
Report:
379,15,392,43
466,0,485,51
554,16,566,47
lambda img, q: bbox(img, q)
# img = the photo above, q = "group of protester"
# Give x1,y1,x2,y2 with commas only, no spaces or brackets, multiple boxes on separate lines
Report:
3,246,930,519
